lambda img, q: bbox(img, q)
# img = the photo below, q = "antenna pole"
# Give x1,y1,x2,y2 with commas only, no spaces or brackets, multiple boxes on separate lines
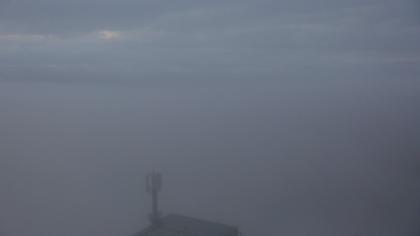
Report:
146,172,162,226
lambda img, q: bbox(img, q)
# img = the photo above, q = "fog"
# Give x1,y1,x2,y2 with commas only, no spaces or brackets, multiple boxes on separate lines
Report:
1,79,419,236
1,0,420,236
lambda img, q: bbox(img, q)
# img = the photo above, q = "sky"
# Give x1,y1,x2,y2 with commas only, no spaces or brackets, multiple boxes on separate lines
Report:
0,0,420,236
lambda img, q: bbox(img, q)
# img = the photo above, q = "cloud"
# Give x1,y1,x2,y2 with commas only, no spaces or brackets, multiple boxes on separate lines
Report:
0,32,53,41
0,0,419,85
97,30,121,40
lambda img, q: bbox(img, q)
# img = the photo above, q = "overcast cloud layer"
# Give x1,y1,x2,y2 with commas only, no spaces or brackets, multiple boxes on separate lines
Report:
0,0,419,83
1,1,420,236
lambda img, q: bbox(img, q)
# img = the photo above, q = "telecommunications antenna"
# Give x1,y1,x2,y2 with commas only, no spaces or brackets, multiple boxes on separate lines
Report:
146,172,162,226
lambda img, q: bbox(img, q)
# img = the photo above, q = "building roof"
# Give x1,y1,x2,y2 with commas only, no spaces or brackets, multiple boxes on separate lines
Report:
134,214,239,236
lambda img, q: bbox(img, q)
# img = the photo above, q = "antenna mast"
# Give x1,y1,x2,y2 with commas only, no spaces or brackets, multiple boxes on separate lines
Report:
146,172,162,226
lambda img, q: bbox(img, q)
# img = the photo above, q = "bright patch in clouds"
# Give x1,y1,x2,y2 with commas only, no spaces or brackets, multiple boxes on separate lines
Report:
98,30,121,40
